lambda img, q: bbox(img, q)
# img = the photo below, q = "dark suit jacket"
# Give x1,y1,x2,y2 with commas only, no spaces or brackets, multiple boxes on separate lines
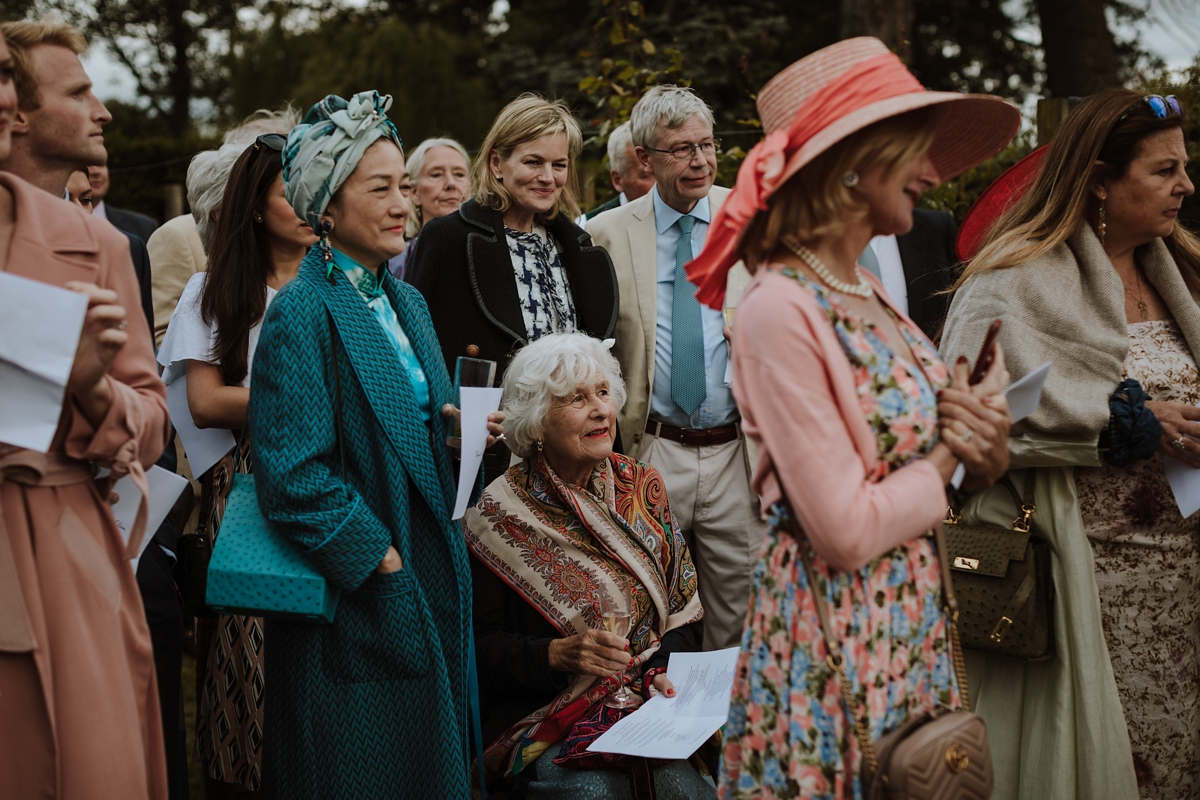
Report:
409,198,619,375
409,199,618,482
121,231,156,340
105,204,159,244
897,208,960,341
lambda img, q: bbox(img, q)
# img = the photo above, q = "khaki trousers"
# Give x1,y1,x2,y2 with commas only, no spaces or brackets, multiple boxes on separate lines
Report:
640,430,768,650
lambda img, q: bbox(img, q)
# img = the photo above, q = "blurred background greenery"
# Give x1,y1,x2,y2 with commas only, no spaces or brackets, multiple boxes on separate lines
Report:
2,0,1196,227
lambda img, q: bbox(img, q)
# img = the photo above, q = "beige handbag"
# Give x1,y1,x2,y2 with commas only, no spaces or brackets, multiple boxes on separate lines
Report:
794,519,994,800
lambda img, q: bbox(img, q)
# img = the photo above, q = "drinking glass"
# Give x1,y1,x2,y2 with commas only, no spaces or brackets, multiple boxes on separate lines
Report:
722,301,736,388
448,357,497,447
600,584,642,710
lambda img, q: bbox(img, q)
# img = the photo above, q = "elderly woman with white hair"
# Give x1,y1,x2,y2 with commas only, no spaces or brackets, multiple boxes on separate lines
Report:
146,107,299,345
464,332,712,800
387,136,471,281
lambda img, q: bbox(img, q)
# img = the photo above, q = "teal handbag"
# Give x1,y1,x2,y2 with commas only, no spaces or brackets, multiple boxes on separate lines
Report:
205,473,340,623
205,317,348,624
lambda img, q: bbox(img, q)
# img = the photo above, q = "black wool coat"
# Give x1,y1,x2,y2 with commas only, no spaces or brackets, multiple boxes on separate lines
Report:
408,198,619,378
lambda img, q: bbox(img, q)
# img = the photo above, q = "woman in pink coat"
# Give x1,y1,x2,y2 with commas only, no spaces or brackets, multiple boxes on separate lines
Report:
0,30,171,800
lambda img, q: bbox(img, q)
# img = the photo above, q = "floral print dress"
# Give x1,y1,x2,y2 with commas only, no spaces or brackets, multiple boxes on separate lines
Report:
718,270,956,800
1074,320,1200,798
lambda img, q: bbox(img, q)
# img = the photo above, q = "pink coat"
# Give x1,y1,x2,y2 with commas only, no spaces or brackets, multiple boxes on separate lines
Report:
0,172,170,799
731,266,948,571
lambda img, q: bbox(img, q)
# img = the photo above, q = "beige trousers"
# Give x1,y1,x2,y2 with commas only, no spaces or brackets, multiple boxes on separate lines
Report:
640,430,768,650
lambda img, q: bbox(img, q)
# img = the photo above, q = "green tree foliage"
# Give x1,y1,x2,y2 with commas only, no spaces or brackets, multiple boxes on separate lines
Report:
226,7,499,149
100,100,218,218
49,0,239,135
910,0,1038,99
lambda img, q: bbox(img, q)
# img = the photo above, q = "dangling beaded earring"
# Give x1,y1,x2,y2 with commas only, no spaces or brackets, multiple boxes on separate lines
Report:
842,171,859,188
1097,202,1107,247
535,439,543,452
321,220,335,281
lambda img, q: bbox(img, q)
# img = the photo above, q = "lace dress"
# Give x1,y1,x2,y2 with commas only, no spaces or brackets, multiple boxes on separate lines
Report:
1074,319,1200,799
718,271,957,800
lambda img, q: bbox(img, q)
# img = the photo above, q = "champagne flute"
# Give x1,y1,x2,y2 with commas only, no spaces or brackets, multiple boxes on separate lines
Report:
722,301,736,388
447,356,497,448
600,585,642,710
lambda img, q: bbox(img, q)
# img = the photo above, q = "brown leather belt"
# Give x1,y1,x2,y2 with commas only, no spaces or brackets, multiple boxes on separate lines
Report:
645,419,739,447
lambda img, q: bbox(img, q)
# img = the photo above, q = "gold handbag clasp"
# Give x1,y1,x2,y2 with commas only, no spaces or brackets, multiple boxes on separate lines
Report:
1012,503,1035,533
945,505,961,525
991,615,1014,642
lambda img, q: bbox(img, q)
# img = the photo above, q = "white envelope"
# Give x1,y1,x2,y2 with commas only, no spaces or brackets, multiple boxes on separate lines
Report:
109,465,190,571
0,272,88,452
951,362,1052,489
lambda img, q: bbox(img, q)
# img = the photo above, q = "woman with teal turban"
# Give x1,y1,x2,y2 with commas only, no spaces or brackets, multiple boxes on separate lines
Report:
248,91,501,798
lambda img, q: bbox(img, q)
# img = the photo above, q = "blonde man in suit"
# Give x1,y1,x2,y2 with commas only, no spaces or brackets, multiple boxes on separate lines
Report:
589,85,766,651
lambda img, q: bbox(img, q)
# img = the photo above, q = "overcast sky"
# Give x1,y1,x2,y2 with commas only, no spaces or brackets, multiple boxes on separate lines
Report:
81,8,1200,106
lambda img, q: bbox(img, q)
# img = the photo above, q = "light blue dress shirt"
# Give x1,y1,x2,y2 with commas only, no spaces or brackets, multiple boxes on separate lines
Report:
649,187,739,429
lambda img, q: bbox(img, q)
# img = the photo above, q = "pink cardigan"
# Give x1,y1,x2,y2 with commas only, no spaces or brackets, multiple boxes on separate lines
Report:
731,267,948,572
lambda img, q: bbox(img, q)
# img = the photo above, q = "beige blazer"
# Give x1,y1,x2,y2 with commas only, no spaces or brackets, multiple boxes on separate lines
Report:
146,213,207,346
588,186,749,459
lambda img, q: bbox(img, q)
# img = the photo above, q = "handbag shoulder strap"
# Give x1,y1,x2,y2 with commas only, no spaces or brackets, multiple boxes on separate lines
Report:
786,502,974,778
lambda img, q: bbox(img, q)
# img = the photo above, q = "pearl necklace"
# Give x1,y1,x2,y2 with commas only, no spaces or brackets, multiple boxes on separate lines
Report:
782,239,873,298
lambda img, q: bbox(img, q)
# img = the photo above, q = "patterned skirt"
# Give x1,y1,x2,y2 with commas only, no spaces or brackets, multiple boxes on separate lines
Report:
194,439,266,791
717,504,958,800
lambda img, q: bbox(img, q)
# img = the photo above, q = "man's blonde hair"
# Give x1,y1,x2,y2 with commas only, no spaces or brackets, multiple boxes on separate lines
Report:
739,107,942,271
1,20,89,111
472,94,583,222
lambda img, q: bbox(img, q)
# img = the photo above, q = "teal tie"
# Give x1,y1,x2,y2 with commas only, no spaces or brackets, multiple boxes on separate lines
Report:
858,242,882,280
671,215,706,415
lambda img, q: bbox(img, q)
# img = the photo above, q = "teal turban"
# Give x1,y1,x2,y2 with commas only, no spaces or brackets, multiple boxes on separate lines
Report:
283,91,403,230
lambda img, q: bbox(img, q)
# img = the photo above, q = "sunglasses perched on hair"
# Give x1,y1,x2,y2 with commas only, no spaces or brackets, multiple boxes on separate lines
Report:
253,133,287,152
1118,94,1183,124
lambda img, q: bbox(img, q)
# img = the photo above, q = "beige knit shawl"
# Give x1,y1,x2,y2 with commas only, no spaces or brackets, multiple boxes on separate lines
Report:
941,223,1200,438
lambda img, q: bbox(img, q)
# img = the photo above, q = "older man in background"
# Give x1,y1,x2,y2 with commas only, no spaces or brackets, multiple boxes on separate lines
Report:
581,120,655,224
588,86,766,651
146,108,298,346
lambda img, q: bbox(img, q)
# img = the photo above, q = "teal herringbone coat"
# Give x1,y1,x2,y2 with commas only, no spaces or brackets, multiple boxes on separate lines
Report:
249,252,471,798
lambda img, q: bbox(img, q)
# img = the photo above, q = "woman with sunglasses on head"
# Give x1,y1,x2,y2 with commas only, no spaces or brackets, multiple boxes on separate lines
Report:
942,89,1198,799
158,132,316,798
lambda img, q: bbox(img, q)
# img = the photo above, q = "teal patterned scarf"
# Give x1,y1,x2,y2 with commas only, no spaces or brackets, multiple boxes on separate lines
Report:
331,248,431,421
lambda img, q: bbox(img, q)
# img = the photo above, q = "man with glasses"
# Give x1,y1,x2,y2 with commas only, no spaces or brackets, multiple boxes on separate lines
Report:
589,84,767,651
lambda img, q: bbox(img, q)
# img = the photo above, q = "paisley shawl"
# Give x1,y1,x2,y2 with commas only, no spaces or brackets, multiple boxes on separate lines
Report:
464,452,703,779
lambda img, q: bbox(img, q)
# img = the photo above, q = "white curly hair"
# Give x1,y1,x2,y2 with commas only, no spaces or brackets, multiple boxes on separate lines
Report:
501,333,627,459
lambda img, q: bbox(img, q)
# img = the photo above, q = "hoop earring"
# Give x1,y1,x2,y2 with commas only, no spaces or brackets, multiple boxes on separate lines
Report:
1097,202,1107,247
320,219,334,281
842,171,859,188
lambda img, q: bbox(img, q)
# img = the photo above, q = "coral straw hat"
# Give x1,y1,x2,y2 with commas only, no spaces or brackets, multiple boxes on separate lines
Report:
687,36,1021,309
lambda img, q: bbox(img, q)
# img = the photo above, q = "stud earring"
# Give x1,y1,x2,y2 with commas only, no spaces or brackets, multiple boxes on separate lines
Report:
842,171,859,188
1098,202,1107,247
254,215,263,223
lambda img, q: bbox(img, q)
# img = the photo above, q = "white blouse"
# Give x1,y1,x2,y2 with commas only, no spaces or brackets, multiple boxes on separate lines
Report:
157,272,277,475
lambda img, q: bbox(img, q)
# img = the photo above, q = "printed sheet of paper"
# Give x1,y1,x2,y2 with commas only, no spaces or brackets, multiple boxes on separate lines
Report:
1163,400,1200,518
588,646,739,760
168,377,235,478
951,361,1052,489
110,465,189,571
452,386,503,520
0,272,88,452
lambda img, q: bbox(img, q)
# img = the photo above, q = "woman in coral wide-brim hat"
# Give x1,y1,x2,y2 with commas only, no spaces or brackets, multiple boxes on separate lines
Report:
687,38,1019,798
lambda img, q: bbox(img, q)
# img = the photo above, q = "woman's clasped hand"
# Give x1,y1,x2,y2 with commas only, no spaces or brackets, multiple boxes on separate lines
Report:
1146,400,1200,468
935,344,1013,493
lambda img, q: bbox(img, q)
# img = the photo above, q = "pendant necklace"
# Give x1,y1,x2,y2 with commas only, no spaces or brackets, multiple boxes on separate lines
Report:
1125,268,1149,319
781,238,873,298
